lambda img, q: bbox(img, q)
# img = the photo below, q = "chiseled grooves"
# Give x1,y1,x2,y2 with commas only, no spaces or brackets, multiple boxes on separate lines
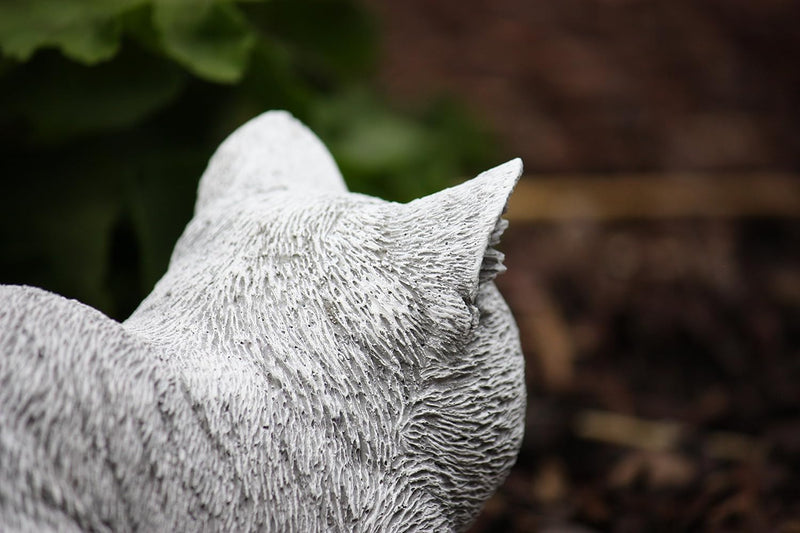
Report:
0,112,526,532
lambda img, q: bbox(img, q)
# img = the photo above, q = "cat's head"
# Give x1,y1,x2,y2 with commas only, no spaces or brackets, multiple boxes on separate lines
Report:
169,111,526,529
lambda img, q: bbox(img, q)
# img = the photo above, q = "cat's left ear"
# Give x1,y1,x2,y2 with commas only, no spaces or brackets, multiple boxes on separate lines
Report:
396,159,522,301
195,111,347,212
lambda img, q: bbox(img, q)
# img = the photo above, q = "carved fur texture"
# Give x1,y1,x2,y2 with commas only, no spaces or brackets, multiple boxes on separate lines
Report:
0,111,526,532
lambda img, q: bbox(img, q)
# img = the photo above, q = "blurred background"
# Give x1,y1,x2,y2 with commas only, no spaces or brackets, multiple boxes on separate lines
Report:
1,1,798,530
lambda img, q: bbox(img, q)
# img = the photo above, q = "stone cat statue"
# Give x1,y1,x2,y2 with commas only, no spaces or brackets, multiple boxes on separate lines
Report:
0,111,525,532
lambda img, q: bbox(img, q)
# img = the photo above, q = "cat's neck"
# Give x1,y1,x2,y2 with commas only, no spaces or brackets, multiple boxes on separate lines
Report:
124,252,253,358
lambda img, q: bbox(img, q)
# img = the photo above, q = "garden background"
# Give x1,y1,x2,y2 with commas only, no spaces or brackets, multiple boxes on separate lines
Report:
1,1,798,530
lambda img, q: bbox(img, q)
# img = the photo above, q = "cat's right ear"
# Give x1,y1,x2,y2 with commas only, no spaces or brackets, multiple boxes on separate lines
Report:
392,159,522,302
195,111,347,212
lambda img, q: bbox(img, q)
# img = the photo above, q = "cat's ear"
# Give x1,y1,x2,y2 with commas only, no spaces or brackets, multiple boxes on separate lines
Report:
196,111,347,212
397,159,522,301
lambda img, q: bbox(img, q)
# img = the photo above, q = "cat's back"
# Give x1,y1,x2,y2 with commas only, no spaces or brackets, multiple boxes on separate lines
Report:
0,285,202,531
2,284,127,354
0,285,292,531
0,284,155,391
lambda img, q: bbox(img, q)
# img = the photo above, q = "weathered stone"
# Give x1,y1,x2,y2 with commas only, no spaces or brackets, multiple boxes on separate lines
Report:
0,111,525,531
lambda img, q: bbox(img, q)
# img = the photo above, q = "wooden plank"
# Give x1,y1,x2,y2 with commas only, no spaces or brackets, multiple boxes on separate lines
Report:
506,173,800,221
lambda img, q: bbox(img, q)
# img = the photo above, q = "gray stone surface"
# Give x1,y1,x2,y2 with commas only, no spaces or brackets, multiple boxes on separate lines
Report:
0,111,526,532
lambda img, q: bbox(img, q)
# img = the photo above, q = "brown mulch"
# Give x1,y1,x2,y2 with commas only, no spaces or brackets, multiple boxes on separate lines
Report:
472,218,800,532
366,0,800,174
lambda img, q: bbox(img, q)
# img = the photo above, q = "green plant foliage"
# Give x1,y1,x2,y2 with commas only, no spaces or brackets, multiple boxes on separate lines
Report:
0,0,498,319
310,89,496,202
0,0,143,62
153,1,256,83
5,46,187,141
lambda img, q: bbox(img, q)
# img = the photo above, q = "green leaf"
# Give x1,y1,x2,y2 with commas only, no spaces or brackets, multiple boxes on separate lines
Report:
309,89,497,202
0,0,145,63
55,18,123,63
242,1,377,83
5,46,187,141
153,0,256,83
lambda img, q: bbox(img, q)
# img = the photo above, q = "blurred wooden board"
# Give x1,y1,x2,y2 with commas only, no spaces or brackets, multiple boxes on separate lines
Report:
507,174,800,221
